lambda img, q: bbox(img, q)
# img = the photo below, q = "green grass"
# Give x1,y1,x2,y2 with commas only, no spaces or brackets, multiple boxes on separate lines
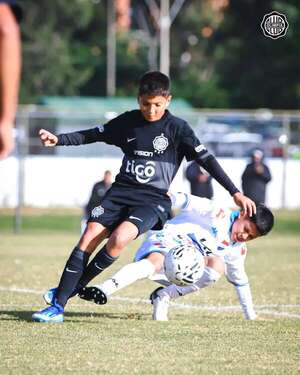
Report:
0,210,300,374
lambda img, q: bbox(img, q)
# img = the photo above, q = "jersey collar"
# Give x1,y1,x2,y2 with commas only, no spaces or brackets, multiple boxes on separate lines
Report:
229,210,239,234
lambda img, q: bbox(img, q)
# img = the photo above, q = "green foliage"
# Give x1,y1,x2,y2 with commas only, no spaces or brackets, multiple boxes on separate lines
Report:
208,0,300,109
19,1,300,108
20,0,102,102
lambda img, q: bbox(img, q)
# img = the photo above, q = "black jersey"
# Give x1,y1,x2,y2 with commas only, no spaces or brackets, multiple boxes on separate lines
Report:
57,110,210,194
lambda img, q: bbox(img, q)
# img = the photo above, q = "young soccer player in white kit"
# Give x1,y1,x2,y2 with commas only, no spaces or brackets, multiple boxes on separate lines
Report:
79,192,274,321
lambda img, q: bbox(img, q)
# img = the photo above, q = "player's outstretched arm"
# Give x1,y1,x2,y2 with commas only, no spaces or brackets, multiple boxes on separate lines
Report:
226,257,257,320
233,192,256,217
39,129,58,147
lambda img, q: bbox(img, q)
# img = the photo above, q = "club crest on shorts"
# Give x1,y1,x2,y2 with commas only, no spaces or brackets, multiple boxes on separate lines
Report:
153,133,169,154
91,205,104,218
261,11,289,40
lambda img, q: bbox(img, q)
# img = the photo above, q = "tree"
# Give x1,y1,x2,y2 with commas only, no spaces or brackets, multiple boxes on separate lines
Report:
209,0,300,109
20,0,101,103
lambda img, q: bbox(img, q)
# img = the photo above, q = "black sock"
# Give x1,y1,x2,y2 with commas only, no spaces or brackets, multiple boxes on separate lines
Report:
56,247,90,307
75,246,118,292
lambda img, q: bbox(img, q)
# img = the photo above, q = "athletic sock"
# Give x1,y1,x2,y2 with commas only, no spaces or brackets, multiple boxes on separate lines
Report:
76,245,118,291
158,267,221,300
56,247,90,307
96,259,156,296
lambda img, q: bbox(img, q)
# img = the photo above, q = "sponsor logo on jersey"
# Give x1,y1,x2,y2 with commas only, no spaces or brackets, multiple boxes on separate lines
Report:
134,150,154,157
153,133,168,154
126,160,156,184
194,144,206,153
187,233,213,256
91,205,104,218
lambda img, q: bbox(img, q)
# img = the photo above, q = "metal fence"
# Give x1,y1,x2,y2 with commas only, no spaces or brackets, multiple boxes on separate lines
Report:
5,105,300,232
15,105,300,159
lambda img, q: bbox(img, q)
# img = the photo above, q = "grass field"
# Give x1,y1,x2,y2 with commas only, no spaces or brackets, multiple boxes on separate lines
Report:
0,209,299,374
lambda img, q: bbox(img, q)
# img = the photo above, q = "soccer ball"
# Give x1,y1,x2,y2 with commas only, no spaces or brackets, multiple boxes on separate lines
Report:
163,236,205,286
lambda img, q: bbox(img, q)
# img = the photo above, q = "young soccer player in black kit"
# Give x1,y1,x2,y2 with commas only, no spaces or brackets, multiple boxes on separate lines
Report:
32,71,256,322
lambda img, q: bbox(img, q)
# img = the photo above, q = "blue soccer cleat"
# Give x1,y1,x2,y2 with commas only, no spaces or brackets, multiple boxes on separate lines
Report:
43,287,58,305
32,303,64,323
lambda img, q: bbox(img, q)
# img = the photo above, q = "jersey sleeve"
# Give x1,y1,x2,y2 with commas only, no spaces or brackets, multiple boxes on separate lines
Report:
178,122,210,161
57,112,128,147
170,192,215,214
224,249,257,320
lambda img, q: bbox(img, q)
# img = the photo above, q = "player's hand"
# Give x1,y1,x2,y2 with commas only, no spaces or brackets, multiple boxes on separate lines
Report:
233,192,256,217
39,128,58,147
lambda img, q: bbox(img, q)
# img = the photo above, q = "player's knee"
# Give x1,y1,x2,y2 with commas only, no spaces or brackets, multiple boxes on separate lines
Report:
107,231,128,251
206,256,225,276
147,252,165,273
79,222,106,252
82,222,102,240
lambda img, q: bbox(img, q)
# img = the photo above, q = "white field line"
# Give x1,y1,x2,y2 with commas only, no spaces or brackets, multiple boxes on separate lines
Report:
0,286,300,319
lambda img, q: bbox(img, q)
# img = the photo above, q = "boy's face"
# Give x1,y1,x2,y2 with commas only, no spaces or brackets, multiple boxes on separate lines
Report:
231,215,260,242
138,94,171,122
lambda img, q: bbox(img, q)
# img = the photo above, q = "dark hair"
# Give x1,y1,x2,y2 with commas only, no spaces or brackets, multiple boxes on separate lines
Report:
138,71,170,97
250,203,274,236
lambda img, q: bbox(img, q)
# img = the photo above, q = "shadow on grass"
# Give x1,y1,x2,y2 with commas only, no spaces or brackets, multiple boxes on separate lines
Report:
0,310,149,322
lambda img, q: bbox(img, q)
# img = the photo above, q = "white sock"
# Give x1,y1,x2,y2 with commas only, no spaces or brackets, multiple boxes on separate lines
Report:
158,267,221,300
96,259,156,296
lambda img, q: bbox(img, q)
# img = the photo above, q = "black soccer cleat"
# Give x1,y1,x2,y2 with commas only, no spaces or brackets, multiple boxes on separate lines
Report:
79,286,108,305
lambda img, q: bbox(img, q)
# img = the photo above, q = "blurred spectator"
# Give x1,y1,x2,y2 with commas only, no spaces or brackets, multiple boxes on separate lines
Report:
242,149,272,204
0,0,22,159
186,161,213,199
81,170,113,232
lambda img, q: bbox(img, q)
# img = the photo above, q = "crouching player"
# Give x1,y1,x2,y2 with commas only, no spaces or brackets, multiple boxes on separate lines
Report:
79,192,274,320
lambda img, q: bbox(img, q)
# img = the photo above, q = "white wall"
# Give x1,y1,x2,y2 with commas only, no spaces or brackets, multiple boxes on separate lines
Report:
0,156,299,208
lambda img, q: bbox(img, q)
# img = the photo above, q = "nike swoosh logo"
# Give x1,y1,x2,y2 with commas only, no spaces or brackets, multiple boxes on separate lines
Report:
66,267,78,273
94,262,103,270
127,137,136,142
129,216,143,222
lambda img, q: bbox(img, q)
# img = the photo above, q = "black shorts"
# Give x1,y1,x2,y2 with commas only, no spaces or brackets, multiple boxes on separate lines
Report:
87,183,171,235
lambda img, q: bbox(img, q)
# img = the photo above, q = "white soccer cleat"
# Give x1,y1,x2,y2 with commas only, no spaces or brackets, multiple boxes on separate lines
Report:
150,287,170,321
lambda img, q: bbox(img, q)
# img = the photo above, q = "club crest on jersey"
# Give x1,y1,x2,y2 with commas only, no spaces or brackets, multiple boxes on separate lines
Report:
91,205,104,218
153,133,168,154
97,125,105,133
